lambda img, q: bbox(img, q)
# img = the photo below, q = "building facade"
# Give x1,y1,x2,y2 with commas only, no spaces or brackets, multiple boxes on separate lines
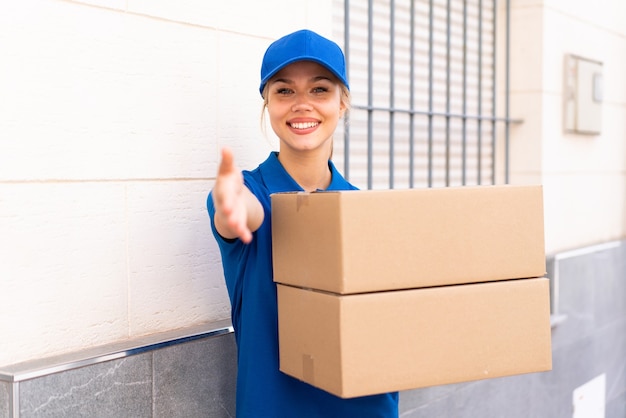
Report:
1,0,624,416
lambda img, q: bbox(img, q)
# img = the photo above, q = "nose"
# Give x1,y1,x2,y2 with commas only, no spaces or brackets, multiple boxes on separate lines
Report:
291,92,312,112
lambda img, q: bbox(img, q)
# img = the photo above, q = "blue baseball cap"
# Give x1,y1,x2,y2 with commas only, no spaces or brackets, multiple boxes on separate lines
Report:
259,29,349,97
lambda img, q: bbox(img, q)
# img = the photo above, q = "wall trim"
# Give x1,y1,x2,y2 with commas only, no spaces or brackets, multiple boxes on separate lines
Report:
548,239,624,328
0,319,233,384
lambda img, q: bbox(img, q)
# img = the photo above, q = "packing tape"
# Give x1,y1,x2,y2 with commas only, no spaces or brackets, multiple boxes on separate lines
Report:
296,193,310,212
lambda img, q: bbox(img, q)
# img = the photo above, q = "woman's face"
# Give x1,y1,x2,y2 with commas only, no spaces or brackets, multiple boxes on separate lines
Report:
265,61,346,156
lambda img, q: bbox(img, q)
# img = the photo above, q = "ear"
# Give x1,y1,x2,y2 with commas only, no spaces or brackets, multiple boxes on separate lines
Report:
339,101,347,118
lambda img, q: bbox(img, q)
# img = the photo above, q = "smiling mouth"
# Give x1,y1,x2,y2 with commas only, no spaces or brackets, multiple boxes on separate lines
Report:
289,122,319,130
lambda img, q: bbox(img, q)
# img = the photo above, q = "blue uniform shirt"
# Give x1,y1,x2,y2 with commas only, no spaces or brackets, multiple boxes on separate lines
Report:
208,152,399,417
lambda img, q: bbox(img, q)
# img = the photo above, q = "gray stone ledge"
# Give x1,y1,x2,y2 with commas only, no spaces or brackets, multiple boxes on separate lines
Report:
0,319,233,383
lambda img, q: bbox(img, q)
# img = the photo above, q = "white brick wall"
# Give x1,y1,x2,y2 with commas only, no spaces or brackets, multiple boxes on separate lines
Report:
0,0,336,365
1,0,625,366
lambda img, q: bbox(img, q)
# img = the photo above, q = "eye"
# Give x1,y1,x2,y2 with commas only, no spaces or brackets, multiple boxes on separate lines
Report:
275,87,293,95
312,86,329,94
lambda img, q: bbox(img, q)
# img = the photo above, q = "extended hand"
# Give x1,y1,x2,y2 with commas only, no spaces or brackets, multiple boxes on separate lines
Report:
212,148,261,243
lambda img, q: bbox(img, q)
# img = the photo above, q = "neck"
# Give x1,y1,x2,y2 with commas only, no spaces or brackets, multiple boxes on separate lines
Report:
278,148,332,192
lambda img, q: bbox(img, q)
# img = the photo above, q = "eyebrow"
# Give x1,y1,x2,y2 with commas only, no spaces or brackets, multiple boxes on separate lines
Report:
271,75,334,85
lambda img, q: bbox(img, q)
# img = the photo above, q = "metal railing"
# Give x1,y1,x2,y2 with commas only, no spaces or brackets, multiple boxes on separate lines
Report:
337,0,519,189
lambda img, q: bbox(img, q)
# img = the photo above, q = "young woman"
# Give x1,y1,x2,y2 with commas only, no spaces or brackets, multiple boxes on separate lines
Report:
208,29,399,417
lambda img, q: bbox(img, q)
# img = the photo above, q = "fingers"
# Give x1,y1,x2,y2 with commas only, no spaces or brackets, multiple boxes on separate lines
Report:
220,196,253,244
213,147,254,243
218,147,235,176
214,147,239,211
231,215,253,244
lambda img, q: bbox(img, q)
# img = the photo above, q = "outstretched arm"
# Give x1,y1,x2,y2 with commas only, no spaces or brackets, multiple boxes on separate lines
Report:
212,147,264,243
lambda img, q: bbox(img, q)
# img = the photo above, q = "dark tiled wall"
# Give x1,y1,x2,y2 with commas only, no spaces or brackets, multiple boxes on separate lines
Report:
0,381,8,418
19,355,153,417
153,330,237,417
2,240,624,418
9,334,237,418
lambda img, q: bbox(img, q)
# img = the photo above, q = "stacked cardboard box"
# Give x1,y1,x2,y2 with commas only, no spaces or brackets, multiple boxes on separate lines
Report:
271,185,552,399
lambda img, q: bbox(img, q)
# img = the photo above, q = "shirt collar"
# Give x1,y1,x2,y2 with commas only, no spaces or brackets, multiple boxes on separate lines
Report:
258,152,353,194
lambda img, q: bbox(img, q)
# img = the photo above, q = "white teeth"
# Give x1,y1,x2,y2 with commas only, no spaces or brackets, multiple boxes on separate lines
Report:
290,122,318,130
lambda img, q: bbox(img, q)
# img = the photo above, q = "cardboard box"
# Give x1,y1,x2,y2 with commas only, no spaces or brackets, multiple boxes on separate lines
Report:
272,185,546,294
277,278,553,398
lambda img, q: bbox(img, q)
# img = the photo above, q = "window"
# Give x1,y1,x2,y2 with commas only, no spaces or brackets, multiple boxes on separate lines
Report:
333,0,516,189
